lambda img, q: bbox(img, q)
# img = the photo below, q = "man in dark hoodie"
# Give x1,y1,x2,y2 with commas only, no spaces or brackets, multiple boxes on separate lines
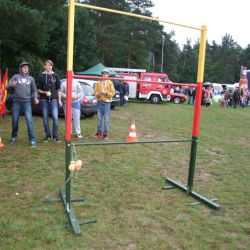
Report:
6,61,39,147
36,59,62,142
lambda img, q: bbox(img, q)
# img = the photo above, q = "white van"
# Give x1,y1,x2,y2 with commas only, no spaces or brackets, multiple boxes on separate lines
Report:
222,84,236,91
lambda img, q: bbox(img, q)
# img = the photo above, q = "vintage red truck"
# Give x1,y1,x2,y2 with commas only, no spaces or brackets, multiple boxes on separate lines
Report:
111,69,186,104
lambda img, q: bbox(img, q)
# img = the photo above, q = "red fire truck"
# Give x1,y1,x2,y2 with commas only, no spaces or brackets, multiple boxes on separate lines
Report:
108,68,186,104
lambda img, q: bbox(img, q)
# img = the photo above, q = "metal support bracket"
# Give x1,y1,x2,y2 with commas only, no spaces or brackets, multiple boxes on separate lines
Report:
60,188,96,235
165,178,220,210
190,198,218,207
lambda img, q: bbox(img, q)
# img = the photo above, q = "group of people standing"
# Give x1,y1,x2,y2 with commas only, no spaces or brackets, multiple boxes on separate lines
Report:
7,61,115,147
221,87,249,108
185,85,249,110
185,86,210,107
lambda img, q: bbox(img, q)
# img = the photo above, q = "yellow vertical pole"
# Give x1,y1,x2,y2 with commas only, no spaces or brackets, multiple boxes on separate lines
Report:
67,0,75,72
197,25,207,83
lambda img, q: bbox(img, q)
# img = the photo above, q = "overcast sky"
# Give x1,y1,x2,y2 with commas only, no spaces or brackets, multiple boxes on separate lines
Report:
150,0,250,48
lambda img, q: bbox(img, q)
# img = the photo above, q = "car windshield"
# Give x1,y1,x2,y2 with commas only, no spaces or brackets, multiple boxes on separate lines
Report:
80,84,94,96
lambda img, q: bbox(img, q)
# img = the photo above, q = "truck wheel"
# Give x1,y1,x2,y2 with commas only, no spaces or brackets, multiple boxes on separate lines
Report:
150,95,161,104
173,97,181,104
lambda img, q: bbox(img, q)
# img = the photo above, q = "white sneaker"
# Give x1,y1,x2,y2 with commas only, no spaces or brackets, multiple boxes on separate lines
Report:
76,134,82,139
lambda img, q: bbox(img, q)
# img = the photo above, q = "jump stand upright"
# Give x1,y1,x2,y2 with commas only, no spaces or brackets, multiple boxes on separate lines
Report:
62,0,220,236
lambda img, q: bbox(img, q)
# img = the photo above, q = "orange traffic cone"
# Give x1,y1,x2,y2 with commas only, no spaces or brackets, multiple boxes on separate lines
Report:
0,137,4,148
127,120,138,142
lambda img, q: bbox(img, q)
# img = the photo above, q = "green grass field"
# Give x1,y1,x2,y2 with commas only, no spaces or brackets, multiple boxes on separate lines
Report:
0,102,249,249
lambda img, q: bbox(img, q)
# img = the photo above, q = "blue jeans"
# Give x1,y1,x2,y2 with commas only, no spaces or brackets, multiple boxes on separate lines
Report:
188,96,194,104
40,99,59,138
233,98,239,108
12,99,36,142
97,102,111,134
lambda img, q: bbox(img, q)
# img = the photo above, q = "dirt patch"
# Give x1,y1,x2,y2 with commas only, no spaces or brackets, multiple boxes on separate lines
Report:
206,147,224,155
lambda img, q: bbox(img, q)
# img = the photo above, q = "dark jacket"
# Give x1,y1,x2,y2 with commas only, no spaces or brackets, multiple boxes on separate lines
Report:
118,82,126,95
233,89,240,99
36,72,61,101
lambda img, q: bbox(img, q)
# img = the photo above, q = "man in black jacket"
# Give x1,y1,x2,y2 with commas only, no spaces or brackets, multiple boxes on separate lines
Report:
37,60,62,142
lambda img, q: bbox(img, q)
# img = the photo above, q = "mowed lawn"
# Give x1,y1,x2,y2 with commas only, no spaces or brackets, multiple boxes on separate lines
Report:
0,102,249,250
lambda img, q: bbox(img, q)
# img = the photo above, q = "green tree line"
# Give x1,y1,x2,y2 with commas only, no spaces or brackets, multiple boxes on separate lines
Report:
1,0,250,83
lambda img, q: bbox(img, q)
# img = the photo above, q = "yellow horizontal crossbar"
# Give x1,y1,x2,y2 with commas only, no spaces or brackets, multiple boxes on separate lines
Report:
75,3,201,31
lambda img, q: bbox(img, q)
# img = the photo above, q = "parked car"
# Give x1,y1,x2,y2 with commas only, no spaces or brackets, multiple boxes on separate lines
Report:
73,78,120,109
170,93,186,104
6,79,98,118
62,79,98,117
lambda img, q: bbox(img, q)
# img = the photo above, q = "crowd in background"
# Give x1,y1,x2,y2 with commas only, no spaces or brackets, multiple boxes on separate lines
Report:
220,87,249,108
171,84,250,109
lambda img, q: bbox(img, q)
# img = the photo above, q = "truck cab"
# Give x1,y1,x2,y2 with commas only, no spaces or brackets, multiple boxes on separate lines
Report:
139,72,171,104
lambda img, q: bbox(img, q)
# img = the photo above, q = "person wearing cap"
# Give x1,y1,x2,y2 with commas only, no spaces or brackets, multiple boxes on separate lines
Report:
6,61,39,147
93,69,115,141
36,60,62,142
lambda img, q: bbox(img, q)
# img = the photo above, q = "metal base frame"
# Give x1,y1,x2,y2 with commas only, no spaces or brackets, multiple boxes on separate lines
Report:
164,178,220,209
59,188,97,235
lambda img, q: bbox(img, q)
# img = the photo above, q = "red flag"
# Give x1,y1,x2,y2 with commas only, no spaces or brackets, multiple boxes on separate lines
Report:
2,68,8,102
0,68,8,115
0,69,2,91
